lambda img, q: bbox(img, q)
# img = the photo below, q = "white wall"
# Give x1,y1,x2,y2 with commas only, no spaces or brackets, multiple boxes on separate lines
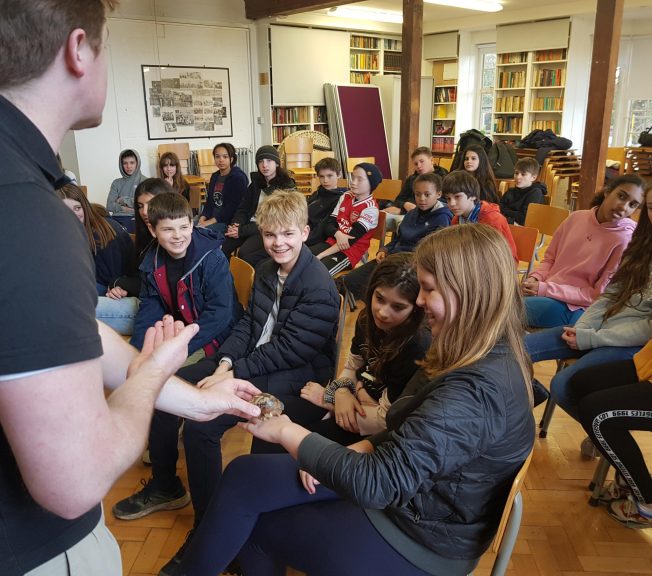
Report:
65,1,258,205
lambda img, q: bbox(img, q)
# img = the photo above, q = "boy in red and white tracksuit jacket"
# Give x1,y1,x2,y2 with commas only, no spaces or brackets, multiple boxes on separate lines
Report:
310,162,381,276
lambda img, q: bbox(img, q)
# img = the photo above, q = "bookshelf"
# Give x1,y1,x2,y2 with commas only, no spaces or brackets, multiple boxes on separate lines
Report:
431,59,457,154
350,34,402,84
491,48,567,141
271,105,329,146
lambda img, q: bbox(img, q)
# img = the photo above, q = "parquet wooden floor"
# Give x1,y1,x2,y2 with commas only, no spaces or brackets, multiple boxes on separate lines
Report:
105,310,652,576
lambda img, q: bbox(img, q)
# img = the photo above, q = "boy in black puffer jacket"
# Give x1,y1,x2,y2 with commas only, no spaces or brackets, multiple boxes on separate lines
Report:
499,157,548,225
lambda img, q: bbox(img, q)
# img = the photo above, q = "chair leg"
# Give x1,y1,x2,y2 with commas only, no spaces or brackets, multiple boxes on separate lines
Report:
588,455,611,506
538,397,556,438
490,492,523,576
345,288,357,312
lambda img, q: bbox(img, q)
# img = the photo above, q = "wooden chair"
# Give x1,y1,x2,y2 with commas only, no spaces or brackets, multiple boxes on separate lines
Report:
373,179,402,203
229,256,255,310
332,294,347,379
340,211,388,312
346,156,375,175
197,148,216,181
185,175,207,212
485,450,533,576
158,143,191,175
523,203,569,265
508,224,539,279
624,146,652,176
284,137,313,170
312,150,336,166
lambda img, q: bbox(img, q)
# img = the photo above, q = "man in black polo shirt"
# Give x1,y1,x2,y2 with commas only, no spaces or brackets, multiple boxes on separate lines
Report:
0,3,260,575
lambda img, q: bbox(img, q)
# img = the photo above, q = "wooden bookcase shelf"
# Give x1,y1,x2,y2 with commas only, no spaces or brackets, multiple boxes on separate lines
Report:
350,34,403,84
270,105,329,146
492,48,567,142
431,59,457,154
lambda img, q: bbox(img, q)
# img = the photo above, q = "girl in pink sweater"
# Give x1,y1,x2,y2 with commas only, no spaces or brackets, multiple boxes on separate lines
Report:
523,175,645,328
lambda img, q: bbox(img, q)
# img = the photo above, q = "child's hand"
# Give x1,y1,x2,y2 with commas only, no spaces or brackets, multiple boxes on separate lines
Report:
238,414,292,444
225,223,240,238
375,250,388,263
106,286,128,300
334,230,353,251
299,469,321,494
403,201,416,212
334,388,365,433
522,277,539,296
561,326,578,349
300,381,328,408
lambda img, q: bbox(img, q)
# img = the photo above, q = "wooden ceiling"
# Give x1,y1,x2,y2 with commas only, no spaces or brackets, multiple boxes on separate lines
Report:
245,0,364,20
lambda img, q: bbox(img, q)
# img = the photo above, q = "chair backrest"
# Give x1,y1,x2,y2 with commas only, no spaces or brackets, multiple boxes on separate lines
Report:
373,179,402,202
229,256,255,310
490,450,533,576
337,178,349,189
312,150,336,166
158,143,191,174
346,156,375,174
524,203,569,238
508,224,539,278
332,294,347,379
285,137,314,170
372,210,388,249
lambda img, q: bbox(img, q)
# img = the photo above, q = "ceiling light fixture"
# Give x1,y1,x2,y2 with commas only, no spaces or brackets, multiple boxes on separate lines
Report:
327,6,403,24
425,0,503,12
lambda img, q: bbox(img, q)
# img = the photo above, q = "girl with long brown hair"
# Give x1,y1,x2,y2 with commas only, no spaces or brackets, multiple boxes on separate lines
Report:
159,151,190,201
301,252,430,444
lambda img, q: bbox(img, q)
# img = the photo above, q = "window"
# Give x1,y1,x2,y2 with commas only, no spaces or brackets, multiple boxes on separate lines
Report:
626,98,652,146
477,46,496,133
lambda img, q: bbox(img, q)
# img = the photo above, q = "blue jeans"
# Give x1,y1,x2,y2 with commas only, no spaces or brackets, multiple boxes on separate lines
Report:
95,296,139,335
524,296,584,328
524,328,641,420
180,454,445,576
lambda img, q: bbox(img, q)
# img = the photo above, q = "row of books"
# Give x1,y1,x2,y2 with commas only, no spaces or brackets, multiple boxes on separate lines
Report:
313,106,327,123
384,53,403,72
495,96,524,113
272,125,306,144
497,71,526,89
498,52,527,64
272,106,310,124
531,119,561,132
535,49,567,61
383,39,401,51
350,53,379,70
431,136,455,153
533,68,566,87
350,72,372,84
434,104,455,118
531,96,564,111
350,35,379,49
494,116,523,134
434,86,457,103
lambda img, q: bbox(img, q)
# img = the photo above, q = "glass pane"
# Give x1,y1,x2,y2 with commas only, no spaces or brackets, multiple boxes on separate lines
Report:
481,69,495,89
484,53,496,69
481,94,493,108
630,99,648,112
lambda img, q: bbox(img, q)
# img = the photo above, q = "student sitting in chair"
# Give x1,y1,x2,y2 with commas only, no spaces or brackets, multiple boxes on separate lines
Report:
499,157,547,225
306,157,347,245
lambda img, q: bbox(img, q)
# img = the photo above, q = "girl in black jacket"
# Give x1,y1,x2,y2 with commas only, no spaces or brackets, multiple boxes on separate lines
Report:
173,224,535,576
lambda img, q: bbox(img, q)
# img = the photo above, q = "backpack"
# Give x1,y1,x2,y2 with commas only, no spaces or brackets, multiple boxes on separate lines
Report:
451,129,492,171
488,141,518,179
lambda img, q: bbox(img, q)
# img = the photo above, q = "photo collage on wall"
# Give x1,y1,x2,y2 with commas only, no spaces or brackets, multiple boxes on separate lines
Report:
141,65,233,139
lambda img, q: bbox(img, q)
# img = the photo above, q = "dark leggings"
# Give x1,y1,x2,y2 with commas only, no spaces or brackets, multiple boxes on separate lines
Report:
571,359,652,503
150,358,326,524
178,454,434,576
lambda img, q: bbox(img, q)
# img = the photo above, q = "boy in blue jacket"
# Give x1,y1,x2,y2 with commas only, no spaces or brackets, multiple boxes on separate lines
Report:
130,192,241,357
341,172,452,300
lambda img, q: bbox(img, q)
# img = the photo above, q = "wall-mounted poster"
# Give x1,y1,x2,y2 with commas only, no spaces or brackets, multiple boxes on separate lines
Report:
141,65,233,140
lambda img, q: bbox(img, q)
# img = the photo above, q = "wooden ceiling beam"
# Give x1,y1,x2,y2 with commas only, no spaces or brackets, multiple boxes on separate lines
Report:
244,0,364,20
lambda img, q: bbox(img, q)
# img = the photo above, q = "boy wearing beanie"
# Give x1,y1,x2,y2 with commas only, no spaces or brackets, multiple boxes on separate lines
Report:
310,162,380,276
222,145,295,266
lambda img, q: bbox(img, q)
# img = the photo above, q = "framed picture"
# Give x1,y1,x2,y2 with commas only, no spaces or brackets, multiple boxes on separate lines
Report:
141,65,233,140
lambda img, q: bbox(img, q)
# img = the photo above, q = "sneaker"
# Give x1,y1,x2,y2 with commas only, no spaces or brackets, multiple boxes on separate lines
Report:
608,498,652,529
112,478,190,520
580,436,600,460
598,473,631,503
159,529,194,576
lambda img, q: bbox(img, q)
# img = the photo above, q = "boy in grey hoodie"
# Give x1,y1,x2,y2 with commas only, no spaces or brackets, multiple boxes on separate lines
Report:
106,148,146,215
